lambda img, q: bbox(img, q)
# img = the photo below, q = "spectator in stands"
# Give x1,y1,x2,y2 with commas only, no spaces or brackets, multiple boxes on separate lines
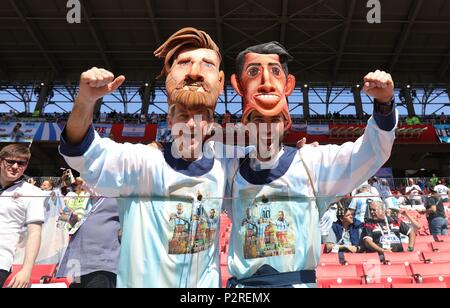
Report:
324,206,363,254
223,110,231,124
440,112,447,124
430,174,439,188
56,196,120,288
349,183,378,222
362,199,416,253
378,178,392,200
405,114,421,126
61,173,91,225
385,197,421,231
150,112,158,124
40,179,54,191
434,180,450,202
368,176,381,196
320,203,337,244
0,144,46,288
425,187,448,236
405,178,423,206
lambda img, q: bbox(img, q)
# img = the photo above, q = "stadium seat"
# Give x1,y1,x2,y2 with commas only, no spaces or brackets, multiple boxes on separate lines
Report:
437,235,450,242
318,253,341,266
410,242,434,253
422,252,450,264
4,264,57,286
316,265,362,288
382,252,424,266
391,282,447,288
431,241,450,252
414,236,436,243
342,253,381,265
410,263,450,284
330,284,388,288
363,264,414,284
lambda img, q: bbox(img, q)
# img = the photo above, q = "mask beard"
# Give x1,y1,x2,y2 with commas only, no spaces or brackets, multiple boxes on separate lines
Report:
166,74,221,110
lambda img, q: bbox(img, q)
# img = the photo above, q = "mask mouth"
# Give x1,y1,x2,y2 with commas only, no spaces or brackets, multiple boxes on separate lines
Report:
253,93,281,107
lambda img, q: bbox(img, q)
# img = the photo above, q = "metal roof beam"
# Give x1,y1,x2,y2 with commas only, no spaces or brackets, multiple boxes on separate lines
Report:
280,0,289,46
8,0,62,76
145,0,162,46
332,0,355,81
80,0,114,70
389,0,424,72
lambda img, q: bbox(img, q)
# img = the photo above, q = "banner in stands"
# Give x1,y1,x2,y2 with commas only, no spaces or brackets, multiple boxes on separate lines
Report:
434,124,450,143
306,124,330,135
156,121,172,142
122,124,146,137
94,124,113,138
290,124,307,132
33,123,64,141
0,122,41,143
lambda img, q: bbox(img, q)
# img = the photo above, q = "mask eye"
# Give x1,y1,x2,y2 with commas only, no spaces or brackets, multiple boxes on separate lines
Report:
247,67,261,78
271,66,282,77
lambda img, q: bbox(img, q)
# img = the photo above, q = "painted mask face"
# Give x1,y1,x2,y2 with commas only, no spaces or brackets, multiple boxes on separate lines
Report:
232,52,295,129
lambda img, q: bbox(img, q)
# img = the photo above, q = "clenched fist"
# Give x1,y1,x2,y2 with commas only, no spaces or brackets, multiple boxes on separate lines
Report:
363,70,394,104
77,67,126,105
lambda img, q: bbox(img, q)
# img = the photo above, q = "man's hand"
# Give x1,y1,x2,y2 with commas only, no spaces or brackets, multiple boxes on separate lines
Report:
78,67,125,105
7,269,31,288
363,70,394,103
296,137,319,149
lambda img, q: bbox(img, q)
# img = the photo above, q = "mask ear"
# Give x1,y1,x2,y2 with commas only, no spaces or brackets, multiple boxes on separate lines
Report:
218,71,225,95
285,74,296,96
231,74,244,97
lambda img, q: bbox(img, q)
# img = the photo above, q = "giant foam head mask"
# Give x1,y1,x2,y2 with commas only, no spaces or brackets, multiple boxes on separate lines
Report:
231,42,296,129
154,27,225,114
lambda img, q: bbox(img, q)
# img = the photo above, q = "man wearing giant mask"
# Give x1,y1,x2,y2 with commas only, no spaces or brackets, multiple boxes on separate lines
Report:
225,42,397,287
60,28,228,288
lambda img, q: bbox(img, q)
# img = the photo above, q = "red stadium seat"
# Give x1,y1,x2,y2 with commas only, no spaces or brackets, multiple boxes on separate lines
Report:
343,253,381,265
410,242,434,253
363,264,414,284
437,235,450,242
431,242,450,252
422,252,450,264
391,282,447,288
414,236,436,243
330,284,388,288
383,252,424,266
4,264,57,286
410,263,450,284
316,265,362,288
318,253,341,266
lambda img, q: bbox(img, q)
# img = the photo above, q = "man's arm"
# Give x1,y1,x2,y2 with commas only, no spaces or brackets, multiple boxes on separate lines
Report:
7,223,42,288
301,71,397,199
363,237,389,253
60,68,159,197
66,68,125,145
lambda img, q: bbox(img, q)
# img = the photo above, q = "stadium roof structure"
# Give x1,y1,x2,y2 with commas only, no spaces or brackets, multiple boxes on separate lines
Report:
0,0,449,116
1,0,449,84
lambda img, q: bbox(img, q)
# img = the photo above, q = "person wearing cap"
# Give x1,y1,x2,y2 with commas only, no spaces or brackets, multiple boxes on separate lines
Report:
362,199,416,253
433,180,449,202
324,206,363,254
60,28,230,288
349,182,380,222
224,41,398,287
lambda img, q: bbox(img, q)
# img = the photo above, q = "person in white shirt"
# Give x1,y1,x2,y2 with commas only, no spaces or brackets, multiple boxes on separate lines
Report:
433,181,449,201
0,144,45,288
405,178,423,206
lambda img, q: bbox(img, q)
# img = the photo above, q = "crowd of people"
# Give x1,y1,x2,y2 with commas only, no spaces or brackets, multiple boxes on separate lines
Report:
321,176,449,256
